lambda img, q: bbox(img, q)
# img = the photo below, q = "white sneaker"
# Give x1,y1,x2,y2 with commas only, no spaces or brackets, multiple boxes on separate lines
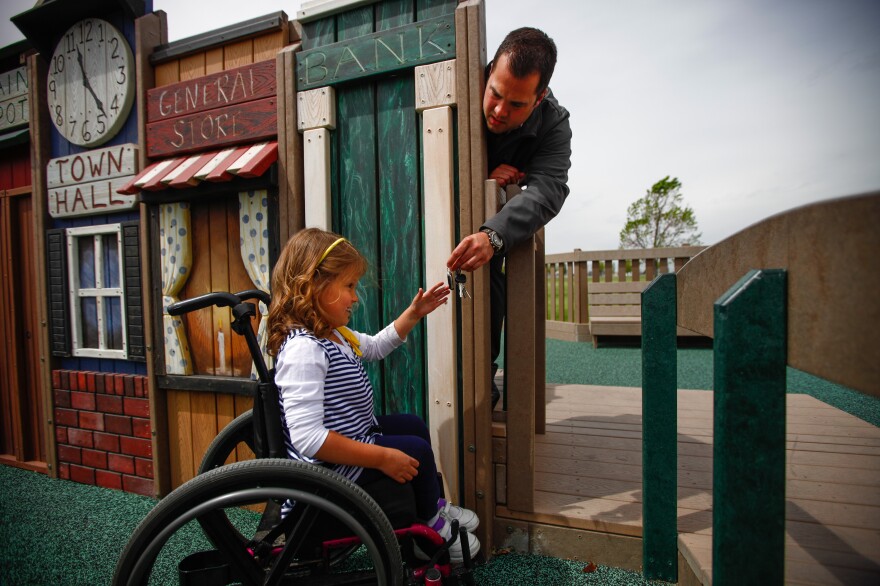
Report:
413,517,480,563
437,498,479,533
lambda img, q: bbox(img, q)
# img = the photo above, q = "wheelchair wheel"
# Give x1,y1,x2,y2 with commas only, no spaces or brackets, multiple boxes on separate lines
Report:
198,409,256,474
113,459,405,586
196,410,366,567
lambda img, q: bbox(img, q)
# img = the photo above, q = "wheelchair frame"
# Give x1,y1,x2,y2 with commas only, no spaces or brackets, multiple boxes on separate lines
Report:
112,290,475,585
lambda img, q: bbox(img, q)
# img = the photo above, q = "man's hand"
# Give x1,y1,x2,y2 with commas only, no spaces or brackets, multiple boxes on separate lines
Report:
489,163,525,188
446,231,494,272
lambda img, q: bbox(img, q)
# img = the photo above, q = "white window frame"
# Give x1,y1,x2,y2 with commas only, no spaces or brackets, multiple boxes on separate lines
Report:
66,224,128,359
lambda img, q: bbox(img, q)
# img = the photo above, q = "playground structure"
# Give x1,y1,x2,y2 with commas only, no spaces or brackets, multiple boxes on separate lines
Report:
2,0,879,583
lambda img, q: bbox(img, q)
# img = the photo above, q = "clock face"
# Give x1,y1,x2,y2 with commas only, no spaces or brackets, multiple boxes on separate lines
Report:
47,18,135,147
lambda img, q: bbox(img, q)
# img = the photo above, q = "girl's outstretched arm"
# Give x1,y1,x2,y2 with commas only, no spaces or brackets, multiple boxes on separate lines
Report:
393,281,450,340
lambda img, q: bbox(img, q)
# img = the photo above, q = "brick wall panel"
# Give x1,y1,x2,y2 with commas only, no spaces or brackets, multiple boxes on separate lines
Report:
135,457,154,479
54,389,71,408
123,397,150,418
123,475,153,497
54,370,153,497
120,436,152,458
105,414,133,436
96,470,123,490
82,448,108,469
68,428,94,448
79,411,105,431
71,391,96,411
70,464,95,485
108,453,135,474
55,408,78,427
123,375,135,397
94,432,121,453
131,418,151,439
57,444,81,464
96,394,124,414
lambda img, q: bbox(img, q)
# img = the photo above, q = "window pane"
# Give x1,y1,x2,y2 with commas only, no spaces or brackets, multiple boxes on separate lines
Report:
105,297,123,350
103,234,120,288
78,237,95,288
80,297,98,348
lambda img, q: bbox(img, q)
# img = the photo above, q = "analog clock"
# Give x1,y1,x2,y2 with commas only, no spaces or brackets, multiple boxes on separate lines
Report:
47,18,135,147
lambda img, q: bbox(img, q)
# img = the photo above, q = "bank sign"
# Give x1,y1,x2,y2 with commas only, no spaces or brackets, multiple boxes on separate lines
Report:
295,14,455,91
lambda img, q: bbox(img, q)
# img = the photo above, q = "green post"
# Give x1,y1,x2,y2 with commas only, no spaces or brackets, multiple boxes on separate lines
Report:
641,273,678,581
713,269,787,585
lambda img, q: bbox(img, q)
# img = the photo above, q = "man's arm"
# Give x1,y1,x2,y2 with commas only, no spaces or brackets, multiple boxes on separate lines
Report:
483,110,572,253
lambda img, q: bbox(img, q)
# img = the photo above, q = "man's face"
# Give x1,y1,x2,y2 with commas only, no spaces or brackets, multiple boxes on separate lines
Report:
483,53,546,134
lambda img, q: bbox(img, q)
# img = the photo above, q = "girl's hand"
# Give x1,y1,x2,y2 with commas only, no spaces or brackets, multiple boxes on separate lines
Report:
409,281,451,319
393,282,450,340
379,447,420,484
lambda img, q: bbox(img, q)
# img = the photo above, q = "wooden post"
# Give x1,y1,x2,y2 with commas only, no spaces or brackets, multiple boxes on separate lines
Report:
416,59,459,503
713,269,787,585
506,227,538,511
641,273,678,581
297,86,335,230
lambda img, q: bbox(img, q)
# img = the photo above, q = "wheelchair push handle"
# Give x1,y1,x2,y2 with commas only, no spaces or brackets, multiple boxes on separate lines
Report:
167,289,270,316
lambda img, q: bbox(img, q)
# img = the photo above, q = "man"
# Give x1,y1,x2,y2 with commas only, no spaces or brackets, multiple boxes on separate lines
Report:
446,27,572,409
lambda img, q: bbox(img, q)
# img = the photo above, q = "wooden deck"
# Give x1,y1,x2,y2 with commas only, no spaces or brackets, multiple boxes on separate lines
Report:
492,383,880,585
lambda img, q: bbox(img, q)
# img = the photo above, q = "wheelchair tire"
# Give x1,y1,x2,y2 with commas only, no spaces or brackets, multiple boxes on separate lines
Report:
113,459,404,586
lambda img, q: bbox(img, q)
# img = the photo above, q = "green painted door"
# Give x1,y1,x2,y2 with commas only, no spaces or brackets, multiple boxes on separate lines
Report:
300,0,457,417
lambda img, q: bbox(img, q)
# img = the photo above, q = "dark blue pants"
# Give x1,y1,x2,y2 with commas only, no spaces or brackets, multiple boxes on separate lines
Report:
355,413,440,521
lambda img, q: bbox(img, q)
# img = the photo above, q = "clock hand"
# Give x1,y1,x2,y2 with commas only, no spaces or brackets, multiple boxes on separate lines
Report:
76,47,108,117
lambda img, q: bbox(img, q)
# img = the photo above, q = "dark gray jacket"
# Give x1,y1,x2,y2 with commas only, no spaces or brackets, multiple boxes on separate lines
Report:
482,89,572,254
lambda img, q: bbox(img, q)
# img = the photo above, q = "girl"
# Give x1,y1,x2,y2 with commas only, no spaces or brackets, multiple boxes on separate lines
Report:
266,228,480,562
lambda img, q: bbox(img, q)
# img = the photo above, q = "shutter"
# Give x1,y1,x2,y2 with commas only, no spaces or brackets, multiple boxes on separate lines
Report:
122,221,145,362
46,229,70,356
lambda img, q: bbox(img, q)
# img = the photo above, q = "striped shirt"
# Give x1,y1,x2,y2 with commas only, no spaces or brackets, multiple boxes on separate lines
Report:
275,324,404,482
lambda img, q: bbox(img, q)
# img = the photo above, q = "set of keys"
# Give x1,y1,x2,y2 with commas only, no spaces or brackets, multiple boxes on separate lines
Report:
446,269,471,299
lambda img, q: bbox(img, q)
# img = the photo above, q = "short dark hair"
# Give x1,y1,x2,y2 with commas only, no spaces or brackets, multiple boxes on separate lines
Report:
492,27,557,96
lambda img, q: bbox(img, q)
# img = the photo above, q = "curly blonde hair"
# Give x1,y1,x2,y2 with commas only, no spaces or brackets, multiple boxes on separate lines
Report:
267,228,367,355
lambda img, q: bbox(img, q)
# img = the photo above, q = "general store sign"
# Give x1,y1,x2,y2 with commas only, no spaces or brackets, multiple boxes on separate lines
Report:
295,13,455,90
47,144,138,218
0,66,28,132
145,59,277,158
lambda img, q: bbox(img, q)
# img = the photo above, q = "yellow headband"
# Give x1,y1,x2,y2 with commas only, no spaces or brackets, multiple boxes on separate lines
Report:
318,237,347,265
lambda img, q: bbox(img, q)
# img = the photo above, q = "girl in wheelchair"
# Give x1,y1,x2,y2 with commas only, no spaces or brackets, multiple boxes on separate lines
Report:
266,228,481,563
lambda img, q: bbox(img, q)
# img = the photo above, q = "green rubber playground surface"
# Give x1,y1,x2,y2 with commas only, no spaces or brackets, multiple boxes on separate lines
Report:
2,338,876,585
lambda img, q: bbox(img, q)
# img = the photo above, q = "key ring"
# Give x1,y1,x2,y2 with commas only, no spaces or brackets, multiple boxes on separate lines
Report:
446,268,471,299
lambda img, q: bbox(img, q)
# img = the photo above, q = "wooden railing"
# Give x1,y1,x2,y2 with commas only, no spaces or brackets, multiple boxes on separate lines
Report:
543,246,706,344
641,192,880,583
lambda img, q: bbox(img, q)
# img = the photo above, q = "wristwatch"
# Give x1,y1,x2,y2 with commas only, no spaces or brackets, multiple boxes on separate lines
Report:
480,227,504,255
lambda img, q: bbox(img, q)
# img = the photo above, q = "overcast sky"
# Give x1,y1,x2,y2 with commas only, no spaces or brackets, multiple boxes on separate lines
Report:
4,0,879,253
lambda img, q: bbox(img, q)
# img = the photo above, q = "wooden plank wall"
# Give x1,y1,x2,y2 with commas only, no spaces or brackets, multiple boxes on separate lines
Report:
152,29,287,488
0,145,45,472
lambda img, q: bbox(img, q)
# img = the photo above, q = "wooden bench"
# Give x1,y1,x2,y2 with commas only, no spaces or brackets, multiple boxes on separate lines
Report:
544,246,706,346
588,281,707,348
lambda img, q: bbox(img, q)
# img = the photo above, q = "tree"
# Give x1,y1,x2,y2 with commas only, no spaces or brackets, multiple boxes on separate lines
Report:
618,176,702,248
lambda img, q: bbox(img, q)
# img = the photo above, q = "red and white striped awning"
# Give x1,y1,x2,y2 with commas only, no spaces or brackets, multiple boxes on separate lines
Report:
117,141,278,195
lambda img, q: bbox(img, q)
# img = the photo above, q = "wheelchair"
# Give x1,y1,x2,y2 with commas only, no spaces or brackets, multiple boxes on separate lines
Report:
113,290,476,585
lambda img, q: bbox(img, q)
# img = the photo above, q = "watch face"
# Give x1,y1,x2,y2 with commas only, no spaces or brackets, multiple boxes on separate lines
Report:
47,18,135,147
